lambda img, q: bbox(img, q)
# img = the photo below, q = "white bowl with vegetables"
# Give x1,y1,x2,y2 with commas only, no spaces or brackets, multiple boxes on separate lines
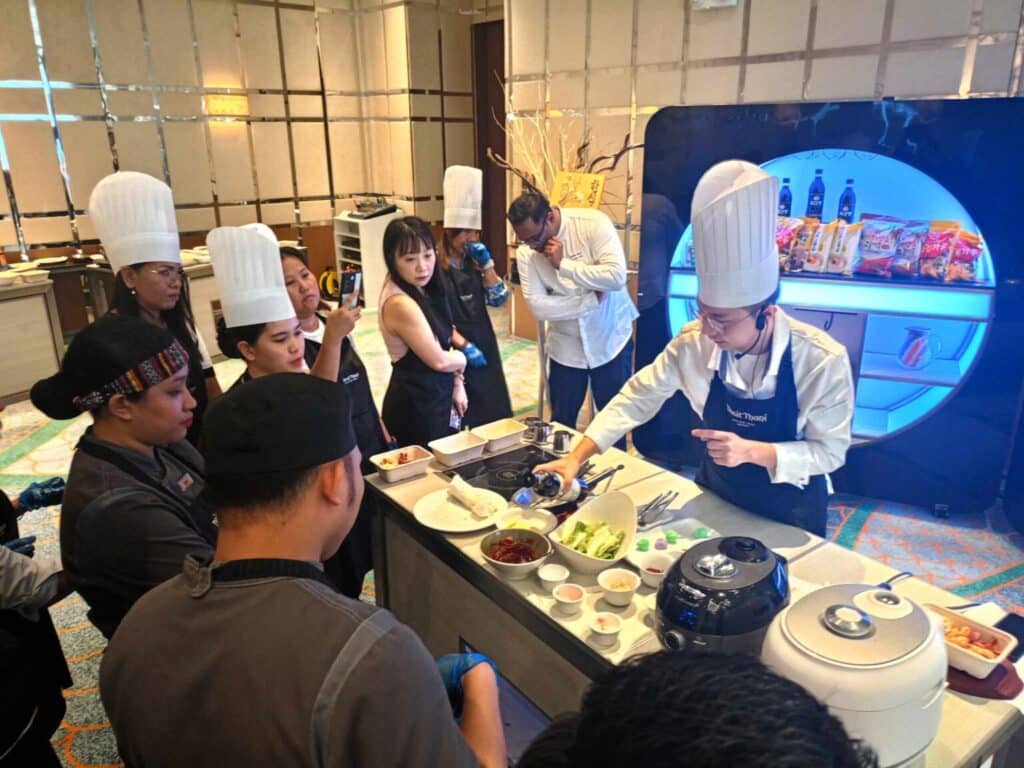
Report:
551,491,636,574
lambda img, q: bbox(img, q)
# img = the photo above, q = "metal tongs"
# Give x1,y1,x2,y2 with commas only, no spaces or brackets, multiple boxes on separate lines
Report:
637,490,680,530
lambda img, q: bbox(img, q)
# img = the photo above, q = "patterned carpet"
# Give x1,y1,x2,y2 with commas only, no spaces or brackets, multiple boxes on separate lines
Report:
2,303,1022,766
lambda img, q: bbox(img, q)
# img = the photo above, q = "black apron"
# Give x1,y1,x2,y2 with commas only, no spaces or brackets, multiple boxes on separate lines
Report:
0,494,71,760
440,262,512,428
382,328,457,450
305,327,388,598
695,342,829,536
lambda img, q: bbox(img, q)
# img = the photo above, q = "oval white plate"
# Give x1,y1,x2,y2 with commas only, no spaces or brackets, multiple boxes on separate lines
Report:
412,488,506,534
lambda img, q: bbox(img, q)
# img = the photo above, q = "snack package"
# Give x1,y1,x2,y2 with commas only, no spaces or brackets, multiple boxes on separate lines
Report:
776,216,805,268
891,220,929,277
803,220,838,273
826,222,864,275
946,231,984,283
784,218,819,272
919,221,960,280
855,214,903,277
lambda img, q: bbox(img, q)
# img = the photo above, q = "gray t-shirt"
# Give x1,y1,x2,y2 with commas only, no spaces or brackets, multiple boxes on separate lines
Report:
61,432,215,638
100,555,480,768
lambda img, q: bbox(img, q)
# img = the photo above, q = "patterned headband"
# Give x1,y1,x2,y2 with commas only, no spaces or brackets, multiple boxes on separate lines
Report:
72,339,190,412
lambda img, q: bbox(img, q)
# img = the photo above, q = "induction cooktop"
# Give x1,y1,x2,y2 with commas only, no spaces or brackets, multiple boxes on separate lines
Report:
443,445,558,500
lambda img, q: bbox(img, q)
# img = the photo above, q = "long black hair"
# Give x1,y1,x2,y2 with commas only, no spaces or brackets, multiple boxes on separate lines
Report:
110,268,205,387
382,216,453,346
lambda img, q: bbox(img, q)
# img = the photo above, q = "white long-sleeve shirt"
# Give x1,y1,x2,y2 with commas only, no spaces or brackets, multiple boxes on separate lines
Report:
586,309,854,488
517,207,638,369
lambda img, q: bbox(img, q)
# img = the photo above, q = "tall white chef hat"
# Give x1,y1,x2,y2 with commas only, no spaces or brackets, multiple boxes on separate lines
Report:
88,171,181,273
241,222,278,244
208,226,295,328
443,165,482,230
692,160,779,309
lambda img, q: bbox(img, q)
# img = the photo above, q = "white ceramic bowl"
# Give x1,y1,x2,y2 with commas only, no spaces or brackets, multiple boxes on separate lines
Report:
552,491,637,574
369,445,432,483
480,529,551,581
19,269,50,284
537,563,569,592
634,552,674,588
495,508,557,536
926,604,1018,679
428,431,487,467
553,582,586,615
589,612,622,646
597,567,640,607
471,418,528,452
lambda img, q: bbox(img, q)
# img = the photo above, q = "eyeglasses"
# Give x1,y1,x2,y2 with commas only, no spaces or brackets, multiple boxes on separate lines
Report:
696,302,754,334
148,266,188,283
519,217,551,249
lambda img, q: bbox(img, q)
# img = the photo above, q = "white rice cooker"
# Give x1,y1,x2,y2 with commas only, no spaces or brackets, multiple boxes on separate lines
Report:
761,583,947,767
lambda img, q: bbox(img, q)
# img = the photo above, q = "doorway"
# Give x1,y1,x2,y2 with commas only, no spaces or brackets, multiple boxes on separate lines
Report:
472,20,507,276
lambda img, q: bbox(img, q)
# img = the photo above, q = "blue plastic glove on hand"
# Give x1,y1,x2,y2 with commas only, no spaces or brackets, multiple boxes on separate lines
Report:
464,242,495,272
5,535,37,558
463,342,488,368
18,477,65,511
436,653,498,719
484,280,509,307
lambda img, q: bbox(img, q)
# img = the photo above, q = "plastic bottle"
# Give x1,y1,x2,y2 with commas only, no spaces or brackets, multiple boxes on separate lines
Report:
806,169,825,219
837,178,856,223
523,470,582,502
778,177,792,216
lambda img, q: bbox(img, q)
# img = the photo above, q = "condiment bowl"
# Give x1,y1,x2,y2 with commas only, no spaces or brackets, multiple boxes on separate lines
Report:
480,528,551,580
553,582,586,615
537,563,569,592
589,612,623,646
597,567,640,607
634,552,674,588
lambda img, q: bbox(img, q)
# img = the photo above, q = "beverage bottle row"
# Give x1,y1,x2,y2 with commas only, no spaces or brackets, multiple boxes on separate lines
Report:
777,172,856,223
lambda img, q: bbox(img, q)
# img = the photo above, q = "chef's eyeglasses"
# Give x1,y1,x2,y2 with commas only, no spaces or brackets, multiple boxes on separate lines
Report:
695,302,754,333
147,266,188,283
519,216,551,249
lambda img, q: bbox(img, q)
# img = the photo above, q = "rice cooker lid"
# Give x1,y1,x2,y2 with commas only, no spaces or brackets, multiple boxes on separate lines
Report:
782,584,932,667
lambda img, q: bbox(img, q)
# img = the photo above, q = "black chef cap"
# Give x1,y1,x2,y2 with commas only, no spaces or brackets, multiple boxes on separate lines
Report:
203,372,357,477
31,314,187,420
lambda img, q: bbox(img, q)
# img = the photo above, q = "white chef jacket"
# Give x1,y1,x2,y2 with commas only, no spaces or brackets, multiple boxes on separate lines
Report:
585,309,854,488
516,207,638,369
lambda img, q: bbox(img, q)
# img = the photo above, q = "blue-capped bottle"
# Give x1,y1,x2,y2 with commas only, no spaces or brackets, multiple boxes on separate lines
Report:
806,169,825,219
837,178,856,223
778,177,792,217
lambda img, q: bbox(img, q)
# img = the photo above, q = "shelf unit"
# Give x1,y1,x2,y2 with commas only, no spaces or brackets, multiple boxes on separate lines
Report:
333,209,404,310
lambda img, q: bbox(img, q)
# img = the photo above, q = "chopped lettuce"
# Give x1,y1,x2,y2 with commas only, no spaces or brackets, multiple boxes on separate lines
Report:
559,521,625,559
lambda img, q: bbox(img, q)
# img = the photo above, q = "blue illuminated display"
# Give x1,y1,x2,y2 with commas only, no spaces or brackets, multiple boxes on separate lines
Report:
667,149,996,442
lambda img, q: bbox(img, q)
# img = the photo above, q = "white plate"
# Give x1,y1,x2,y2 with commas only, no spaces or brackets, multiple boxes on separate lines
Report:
625,519,718,571
412,488,506,533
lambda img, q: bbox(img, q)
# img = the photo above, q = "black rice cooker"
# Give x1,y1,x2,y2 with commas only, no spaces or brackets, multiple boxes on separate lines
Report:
655,536,789,654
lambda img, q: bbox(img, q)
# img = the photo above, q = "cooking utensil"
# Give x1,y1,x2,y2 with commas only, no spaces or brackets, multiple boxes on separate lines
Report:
552,429,572,455
523,417,543,442
655,536,789,655
637,490,679,529
532,421,553,444
583,463,624,492
762,584,947,767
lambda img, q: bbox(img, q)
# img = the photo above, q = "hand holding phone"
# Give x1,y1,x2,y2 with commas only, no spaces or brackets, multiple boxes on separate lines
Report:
340,270,362,310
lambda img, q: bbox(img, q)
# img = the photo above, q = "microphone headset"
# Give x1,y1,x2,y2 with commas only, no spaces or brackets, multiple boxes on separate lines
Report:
735,303,770,359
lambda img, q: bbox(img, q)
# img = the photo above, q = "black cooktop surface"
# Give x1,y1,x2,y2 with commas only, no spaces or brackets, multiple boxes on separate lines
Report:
444,445,558,499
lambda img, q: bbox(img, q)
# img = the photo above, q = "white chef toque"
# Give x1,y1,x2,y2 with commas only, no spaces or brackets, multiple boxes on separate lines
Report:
88,171,181,273
691,160,779,309
241,222,278,244
443,165,483,230
208,226,295,328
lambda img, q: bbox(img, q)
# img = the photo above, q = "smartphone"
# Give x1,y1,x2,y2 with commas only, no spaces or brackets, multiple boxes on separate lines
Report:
995,613,1024,662
340,270,362,309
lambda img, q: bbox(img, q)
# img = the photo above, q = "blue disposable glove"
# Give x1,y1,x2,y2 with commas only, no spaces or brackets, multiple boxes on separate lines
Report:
464,242,495,272
18,477,65,512
5,535,36,558
436,653,498,719
484,280,509,307
463,342,487,368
